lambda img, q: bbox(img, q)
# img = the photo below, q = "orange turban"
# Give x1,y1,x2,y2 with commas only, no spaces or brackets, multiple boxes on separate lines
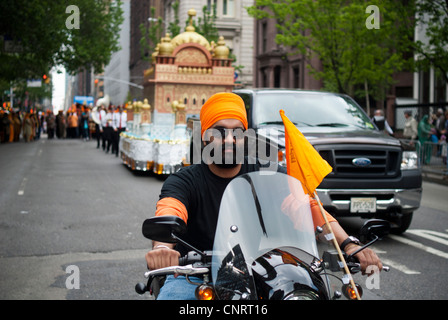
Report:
200,92,248,137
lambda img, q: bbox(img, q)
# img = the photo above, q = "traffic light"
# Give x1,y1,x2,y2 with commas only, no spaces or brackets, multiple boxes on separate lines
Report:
42,74,50,84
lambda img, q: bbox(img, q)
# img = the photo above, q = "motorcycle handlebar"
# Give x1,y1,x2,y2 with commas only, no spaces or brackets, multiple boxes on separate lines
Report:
179,251,207,266
346,261,390,274
178,256,188,266
144,265,209,279
144,251,209,278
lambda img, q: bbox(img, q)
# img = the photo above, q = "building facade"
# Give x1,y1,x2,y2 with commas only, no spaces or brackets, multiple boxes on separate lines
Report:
104,0,131,105
162,0,254,88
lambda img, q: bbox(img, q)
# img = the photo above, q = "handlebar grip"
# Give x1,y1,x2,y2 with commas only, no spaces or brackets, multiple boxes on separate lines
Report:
178,256,187,266
178,251,203,266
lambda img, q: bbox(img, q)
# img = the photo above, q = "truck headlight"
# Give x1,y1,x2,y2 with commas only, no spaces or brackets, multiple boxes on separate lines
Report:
401,151,419,170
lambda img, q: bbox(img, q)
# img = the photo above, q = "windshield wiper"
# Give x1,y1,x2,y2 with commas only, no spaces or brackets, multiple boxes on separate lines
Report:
315,122,349,127
259,120,312,126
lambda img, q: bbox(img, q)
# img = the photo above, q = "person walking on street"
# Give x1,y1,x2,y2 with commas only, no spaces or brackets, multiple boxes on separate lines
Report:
104,106,114,153
13,111,21,142
46,110,56,139
56,110,66,139
99,106,107,150
80,108,90,141
68,111,78,139
418,115,432,165
403,110,418,144
112,105,126,157
22,113,33,142
372,109,393,135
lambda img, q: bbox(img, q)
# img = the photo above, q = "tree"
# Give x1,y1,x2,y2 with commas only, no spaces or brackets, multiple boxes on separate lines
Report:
247,0,415,104
195,4,220,43
414,0,448,83
139,1,181,61
0,0,123,82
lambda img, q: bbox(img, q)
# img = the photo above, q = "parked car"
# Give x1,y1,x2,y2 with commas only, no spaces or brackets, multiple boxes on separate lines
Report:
231,89,422,234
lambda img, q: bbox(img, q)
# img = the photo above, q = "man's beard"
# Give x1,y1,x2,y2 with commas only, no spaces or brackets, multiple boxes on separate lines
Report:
204,141,243,169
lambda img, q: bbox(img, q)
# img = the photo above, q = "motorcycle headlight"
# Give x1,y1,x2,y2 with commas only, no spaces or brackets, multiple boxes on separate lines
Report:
401,151,419,170
283,290,320,300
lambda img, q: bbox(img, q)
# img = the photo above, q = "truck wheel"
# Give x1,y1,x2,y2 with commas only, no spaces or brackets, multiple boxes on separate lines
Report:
389,212,413,234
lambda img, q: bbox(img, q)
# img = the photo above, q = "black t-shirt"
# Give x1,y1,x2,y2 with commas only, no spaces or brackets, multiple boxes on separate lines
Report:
159,158,286,256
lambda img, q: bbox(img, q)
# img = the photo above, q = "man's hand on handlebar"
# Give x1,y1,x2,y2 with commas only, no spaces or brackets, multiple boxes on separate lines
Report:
145,242,180,270
344,243,383,276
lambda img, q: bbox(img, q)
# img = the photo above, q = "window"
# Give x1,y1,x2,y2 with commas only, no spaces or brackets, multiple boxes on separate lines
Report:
207,0,217,13
293,66,300,88
223,0,234,17
262,22,267,53
274,66,281,88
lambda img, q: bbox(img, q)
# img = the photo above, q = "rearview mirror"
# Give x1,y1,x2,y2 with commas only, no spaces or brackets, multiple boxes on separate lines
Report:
142,216,187,243
359,219,390,243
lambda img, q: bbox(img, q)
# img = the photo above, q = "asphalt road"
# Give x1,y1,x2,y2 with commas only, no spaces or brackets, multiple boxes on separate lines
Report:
0,136,163,299
1,135,447,300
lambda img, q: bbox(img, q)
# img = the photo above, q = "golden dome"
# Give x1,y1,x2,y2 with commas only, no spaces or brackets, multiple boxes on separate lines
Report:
213,36,230,59
159,34,174,56
170,8,211,51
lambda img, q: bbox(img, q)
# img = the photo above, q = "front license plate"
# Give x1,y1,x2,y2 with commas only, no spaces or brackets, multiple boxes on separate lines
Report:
350,197,376,213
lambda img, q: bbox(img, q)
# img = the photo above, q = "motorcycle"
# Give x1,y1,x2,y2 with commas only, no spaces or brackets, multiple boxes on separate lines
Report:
136,171,389,300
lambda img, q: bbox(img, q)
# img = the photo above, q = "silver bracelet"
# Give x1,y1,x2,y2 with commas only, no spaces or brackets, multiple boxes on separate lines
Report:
153,244,171,250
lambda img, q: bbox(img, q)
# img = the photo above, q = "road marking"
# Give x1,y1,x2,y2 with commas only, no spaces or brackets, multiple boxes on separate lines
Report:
389,234,448,260
379,257,421,275
18,177,27,196
372,248,421,274
406,229,448,247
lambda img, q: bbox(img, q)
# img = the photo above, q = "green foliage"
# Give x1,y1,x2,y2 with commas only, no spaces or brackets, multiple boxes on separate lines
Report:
139,8,165,61
414,0,448,82
140,1,181,61
167,1,181,38
248,0,416,102
0,0,124,81
195,5,220,43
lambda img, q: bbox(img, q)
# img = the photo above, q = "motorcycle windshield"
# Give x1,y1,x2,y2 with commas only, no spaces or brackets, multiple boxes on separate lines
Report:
212,172,319,300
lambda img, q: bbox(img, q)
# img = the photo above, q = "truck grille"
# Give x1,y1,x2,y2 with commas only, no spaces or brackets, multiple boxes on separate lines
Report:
318,145,401,178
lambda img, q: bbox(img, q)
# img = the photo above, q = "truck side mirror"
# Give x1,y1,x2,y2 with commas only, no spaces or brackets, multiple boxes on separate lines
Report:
359,219,390,243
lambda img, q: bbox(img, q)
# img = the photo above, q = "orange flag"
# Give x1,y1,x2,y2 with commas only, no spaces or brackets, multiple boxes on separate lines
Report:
279,110,332,195
280,109,360,299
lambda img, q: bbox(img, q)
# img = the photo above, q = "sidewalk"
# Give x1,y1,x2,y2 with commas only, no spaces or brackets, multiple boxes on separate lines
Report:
422,165,448,186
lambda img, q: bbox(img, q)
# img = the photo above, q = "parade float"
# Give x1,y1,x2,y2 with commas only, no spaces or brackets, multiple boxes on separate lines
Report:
119,9,235,175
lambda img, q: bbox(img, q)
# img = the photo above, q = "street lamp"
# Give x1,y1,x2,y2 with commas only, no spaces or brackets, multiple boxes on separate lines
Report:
96,76,143,90
147,17,165,25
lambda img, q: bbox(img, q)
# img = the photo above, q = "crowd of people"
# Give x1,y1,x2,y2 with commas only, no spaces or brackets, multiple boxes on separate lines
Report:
94,104,127,157
51,104,94,141
416,108,448,165
0,103,128,159
0,109,46,143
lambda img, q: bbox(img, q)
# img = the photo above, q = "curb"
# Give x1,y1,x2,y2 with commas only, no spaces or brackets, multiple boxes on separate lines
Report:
422,170,448,186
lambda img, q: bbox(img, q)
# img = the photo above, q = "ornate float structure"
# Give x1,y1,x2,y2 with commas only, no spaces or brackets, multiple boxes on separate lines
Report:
120,9,235,174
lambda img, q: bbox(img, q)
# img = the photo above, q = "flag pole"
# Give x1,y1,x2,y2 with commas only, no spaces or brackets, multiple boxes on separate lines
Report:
313,191,361,300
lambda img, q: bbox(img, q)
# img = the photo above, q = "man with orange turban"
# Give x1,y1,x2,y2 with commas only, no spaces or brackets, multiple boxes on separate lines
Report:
144,92,382,300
